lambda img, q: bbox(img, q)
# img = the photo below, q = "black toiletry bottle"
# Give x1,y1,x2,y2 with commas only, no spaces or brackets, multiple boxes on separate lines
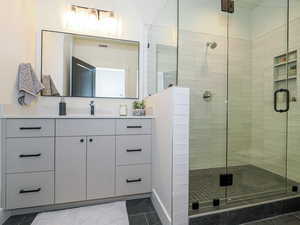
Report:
59,97,66,116
90,101,95,116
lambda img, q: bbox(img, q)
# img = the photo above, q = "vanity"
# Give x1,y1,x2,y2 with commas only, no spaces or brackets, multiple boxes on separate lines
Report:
0,25,154,211
0,116,153,209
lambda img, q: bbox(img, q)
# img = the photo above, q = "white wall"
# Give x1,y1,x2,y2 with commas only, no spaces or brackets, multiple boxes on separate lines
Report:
0,0,36,105
146,87,189,225
251,0,288,39
146,91,173,225
1,0,169,115
179,0,252,40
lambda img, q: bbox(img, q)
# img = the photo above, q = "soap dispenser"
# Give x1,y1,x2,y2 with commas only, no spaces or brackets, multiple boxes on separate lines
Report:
90,101,95,116
59,97,66,116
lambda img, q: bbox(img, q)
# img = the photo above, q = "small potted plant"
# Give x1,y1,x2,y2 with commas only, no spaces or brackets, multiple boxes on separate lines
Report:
133,100,146,116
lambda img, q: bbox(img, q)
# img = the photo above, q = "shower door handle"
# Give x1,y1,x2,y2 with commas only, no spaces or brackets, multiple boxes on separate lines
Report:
274,89,290,113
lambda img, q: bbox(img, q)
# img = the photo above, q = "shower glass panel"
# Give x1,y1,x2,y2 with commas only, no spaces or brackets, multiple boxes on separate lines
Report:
179,0,296,214
147,0,178,96
178,0,228,209
227,0,289,203
287,0,300,192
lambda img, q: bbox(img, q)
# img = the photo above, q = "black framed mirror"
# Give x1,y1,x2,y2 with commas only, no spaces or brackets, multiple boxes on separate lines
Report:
41,30,139,99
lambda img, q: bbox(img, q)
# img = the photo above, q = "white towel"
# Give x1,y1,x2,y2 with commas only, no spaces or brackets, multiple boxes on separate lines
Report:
17,63,44,105
42,75,60,96
31,201,129,225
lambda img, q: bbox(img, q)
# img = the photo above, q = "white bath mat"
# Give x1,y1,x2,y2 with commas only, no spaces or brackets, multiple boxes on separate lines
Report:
31,201,129,225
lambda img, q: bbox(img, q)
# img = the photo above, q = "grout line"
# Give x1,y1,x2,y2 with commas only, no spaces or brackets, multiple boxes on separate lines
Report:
129,212,149,217
144,213,150,225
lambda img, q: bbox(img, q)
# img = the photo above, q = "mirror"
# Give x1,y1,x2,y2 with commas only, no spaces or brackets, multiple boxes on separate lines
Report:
41,30,139,99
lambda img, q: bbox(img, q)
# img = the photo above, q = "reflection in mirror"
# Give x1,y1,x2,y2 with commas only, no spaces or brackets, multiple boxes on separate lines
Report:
156,45,177,93
41,30,139,98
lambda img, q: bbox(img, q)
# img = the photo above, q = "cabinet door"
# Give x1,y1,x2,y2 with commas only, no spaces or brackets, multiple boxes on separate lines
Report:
87,136,115,200
55,137,86,203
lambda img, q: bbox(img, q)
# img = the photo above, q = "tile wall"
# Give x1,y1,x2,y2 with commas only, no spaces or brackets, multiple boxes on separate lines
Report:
178,30,252,170
179,15,300,185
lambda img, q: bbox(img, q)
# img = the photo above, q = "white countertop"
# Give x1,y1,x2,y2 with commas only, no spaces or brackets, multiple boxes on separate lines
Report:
0,115,155,119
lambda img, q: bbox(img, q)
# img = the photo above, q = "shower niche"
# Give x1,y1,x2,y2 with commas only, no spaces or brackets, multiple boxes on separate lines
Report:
273,50,298,102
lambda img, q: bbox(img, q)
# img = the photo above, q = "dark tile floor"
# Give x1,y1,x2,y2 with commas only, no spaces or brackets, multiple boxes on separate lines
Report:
190,196,300,225
127,198,162,225
6,198,300,225
3,198,162,225
243,212,300,225
190,164,299,213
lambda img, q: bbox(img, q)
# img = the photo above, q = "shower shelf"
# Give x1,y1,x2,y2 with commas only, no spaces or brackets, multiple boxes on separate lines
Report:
273,50,297,101
274,76,297,82
274,59,297,67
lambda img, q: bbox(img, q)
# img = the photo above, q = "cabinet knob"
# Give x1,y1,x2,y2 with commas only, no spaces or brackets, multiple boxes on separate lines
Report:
80,139,84,143
89,139,93,142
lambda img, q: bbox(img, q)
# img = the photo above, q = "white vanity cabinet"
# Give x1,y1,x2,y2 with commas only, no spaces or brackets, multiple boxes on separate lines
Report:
0,116,153,210
3,119,55,209
55,135,116,203
87,136,116,200
55,136,87,204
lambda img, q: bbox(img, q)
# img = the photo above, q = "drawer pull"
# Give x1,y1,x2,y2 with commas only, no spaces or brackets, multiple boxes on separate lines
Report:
19,153,42,158
19,188,41,194
126,126,142,129
126,149,142,152
126,178,142,183
19,127,42,130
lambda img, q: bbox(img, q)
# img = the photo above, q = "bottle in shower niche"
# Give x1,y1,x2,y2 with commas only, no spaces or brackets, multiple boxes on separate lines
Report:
59,97,67,116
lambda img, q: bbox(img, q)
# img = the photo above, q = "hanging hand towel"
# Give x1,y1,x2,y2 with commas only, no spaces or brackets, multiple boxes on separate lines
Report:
17,63,44,105
42,75,60,96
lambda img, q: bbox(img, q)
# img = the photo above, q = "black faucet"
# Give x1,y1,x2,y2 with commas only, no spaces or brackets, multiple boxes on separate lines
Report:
90,101,95,116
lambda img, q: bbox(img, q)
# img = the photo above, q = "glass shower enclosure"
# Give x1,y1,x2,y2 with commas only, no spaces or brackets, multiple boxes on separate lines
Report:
177,0,300,214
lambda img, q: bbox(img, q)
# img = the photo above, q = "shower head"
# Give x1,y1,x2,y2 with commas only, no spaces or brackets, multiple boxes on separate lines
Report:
206,41,218,49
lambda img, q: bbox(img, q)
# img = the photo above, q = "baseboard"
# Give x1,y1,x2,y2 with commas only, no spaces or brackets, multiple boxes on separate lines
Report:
151,189,171,225
0,209,11,225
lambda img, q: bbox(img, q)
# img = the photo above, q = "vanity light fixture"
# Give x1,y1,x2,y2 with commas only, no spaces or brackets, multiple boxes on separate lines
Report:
70,5,115,21
65,5,121,34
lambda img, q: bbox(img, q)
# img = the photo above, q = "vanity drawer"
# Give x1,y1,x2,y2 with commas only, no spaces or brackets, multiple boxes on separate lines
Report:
116,135,151,165
6,138,54,173
116,119,152,135
116,164,151,196
6,172,54,209
56,119,115,136
6,119,55,138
